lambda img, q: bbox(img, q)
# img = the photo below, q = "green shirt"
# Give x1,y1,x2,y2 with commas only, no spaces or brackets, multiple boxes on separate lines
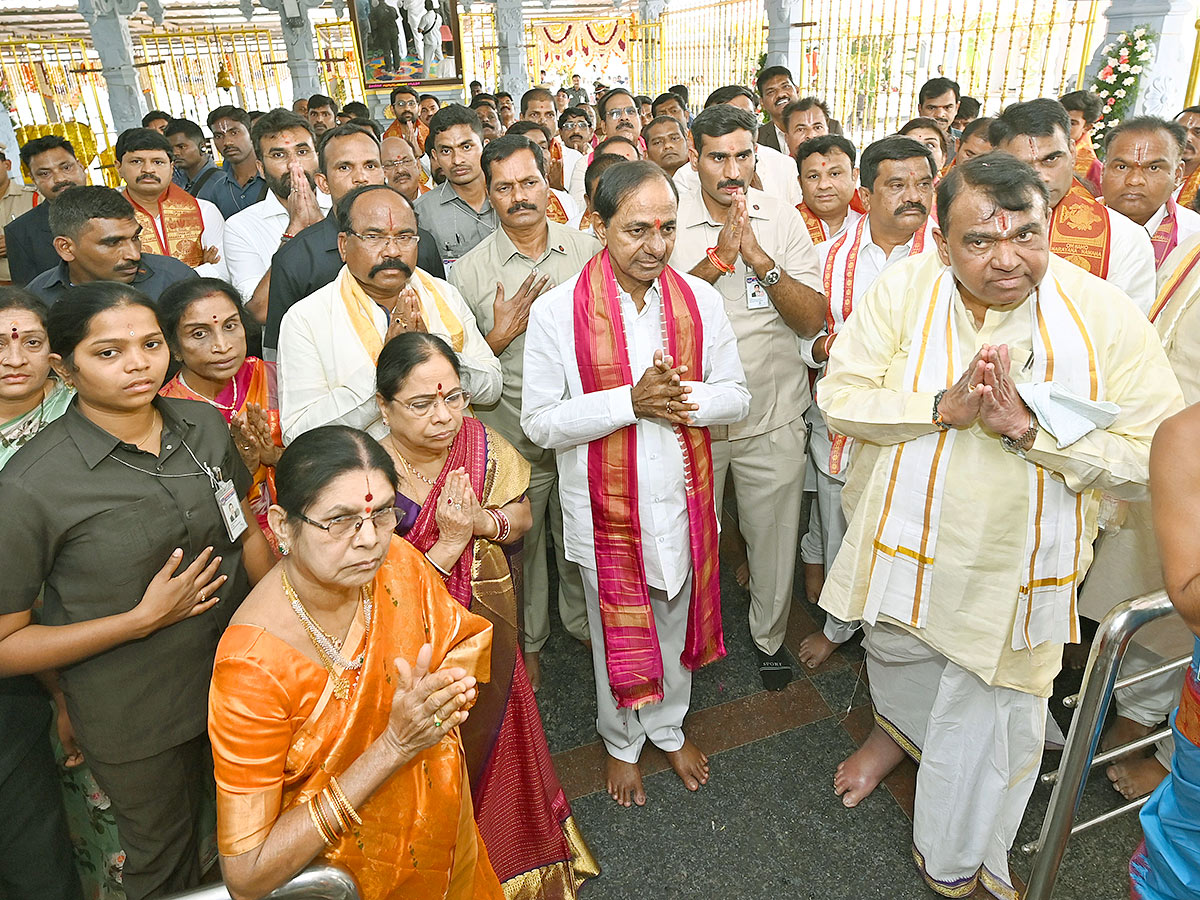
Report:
449,221,600,462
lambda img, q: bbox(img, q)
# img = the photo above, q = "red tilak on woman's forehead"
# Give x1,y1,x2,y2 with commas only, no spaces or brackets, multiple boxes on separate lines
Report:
364,474,373,506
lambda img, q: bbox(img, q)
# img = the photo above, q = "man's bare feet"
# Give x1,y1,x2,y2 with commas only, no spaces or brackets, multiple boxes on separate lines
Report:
798,632,837,670
525,650,541,693
834,724,906,808
804,562,825,605
735,561,750,587
666,737,710,791
1101,715,1156,754
605,753,646,807
1106,756,1169,800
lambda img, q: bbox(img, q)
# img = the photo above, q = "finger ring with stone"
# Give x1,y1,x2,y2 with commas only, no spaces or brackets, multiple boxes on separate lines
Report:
433,716,443,728
455,502,463,510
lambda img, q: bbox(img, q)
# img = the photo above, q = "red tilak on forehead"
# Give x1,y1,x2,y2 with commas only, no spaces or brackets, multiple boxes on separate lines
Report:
9,322,17,339
996,211,1011,232
654,218,662,229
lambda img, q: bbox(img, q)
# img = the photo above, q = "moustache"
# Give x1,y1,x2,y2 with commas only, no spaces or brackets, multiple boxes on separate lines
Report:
718,179,745,192
51,181,75,194
894,202,928,216
137,175,160,182
368,259,413,278
507,201,539,215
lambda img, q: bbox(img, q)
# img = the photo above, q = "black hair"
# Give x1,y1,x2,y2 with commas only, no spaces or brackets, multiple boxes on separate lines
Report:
936,152,1050,234
795,134,858,170
584,153,627,201
505,120,551,143
48,186,135,239
350,118,382,139
206,105,250,130
859,135,936,192
988,98,1071,147
157,277,255,355
469,80,482,89
141,110,172,127
755,65,794,96
429,104,484,146
1058,91,1103,123
559,106,592,128
495,91,513,103
376,332,461,399
899,117,948,156
20,135,76,172
317,122,381,173
47,282,161,363
919,77,960,106
781,97,831,131
1178,105,1200,118
307,93,339,114
596,88,636,121
594,135,639,157
668,84,690,106
0,286,49,327
419,93,439,105
651,92,687,117
335,183,412,233
642,115,686,144
343,101,371,119
703,84,757,110
115,127,172,162
961,116,994,144
592,160,678,225
956,96,981,121
250,108,314,161
520,87,555,115
164,118,205,146
1105,116,1187,155
274,425,398,522
481,134,546,189
390,85,419,104
690,104,758,154
469,94,497,110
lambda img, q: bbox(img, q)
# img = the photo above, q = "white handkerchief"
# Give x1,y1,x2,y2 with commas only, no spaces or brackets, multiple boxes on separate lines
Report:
1016,381,1120,449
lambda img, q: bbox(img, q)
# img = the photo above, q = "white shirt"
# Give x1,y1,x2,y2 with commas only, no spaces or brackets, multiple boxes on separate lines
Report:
1145,201,1200,266
144,197,228,281
567,149,589,208
278,267,502,443
223,188,333,301
1098,206,1157,315
560,144,584,192
673,142,802,209
521,271,750,595
551,188,583,230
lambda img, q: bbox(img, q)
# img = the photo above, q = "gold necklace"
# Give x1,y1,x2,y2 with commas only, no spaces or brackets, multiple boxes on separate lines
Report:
281,569,372,700
389,436,438,486
130,410,160,449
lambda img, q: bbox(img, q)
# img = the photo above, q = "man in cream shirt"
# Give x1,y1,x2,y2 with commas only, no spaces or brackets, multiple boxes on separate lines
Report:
278,184,500,443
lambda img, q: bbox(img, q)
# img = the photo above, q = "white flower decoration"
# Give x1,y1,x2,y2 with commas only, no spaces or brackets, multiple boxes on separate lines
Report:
1108,56,1118,66
1124,76,1135,86
1131,65,1143,74
1135,40,1147,51
1118,63,1130,72
1106,74,1118,83
1115,89,1127,99
1135,27,1146,37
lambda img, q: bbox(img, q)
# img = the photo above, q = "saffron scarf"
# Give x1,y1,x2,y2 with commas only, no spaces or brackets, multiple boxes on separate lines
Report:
573,250,725,709
1050,181,1112,278
863,267,1100,650
124,182,206,266
546,191,569,225
1150,198,1182,270
337,266,465,364
1179,167,1200,209
796,190,866,244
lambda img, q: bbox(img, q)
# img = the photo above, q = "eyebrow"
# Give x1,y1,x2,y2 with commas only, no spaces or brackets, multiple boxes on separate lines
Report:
84,329,165,347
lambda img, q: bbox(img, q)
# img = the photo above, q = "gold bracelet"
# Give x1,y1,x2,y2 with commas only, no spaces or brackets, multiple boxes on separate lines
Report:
307,796,335,845
327,776,363,826
312,793,340,844
322,788,350,832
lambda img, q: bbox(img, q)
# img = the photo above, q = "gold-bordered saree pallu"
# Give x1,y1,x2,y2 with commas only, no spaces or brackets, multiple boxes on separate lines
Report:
573,249,726,710
400,416,600,898
863,267,1101,651
209,540,503,900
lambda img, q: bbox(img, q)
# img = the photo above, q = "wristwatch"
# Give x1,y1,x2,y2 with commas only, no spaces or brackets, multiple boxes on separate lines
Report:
1001,416,1039,457
761,265,782,286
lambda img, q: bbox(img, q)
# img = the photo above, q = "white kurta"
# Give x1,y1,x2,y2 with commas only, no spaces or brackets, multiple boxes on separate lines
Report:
1100,205,1158,314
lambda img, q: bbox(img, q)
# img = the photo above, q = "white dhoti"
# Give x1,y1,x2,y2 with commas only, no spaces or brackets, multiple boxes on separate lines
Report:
865,622,1046,899
1116,642,1182,768
583,567,692,762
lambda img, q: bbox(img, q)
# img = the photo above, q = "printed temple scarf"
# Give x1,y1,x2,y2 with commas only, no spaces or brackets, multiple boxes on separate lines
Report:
573,249,725,709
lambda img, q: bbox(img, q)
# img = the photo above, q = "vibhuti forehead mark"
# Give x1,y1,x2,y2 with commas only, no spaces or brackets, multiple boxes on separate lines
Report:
1133,141,1148,165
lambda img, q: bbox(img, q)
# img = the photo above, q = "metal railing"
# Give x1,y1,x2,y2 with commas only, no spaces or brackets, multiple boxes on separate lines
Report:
161,865,360,900
1022,590,1189,900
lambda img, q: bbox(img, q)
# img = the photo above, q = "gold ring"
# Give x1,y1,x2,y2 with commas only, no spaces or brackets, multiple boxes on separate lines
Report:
433,716,443,728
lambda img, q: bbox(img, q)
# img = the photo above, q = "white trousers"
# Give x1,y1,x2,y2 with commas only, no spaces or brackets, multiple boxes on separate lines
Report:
1116,642,1183,768
865,623,1045,899
582,567,693,763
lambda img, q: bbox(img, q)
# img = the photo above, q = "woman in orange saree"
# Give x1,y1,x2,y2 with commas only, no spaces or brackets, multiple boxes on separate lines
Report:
159,277,284,549
376,333,599,899
208,425,504,900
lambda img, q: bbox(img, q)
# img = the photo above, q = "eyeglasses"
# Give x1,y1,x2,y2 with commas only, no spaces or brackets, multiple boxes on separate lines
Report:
561,121,591,131
348,231,420,248
297,506,398,540
394,388,470,417
382,159,416,171
394,99,418,109
606,106,638,121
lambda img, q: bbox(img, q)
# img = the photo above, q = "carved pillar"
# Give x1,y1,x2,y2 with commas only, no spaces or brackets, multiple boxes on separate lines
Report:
495,0,529,96
763,0,797,71
78,0,159,133
636,0,665,95
242,0,323,103
1084,0,1195,118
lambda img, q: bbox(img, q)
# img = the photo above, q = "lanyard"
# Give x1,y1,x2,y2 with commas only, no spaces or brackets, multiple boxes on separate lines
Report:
106,435,222,490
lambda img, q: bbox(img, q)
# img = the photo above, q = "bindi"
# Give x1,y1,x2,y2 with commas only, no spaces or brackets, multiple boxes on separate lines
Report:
364,475,374,506
996,211,1011,234
9,323,17,340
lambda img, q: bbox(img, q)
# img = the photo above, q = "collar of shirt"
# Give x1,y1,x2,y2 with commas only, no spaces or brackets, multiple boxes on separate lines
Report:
493,222,567,266
1144,202,1169,236
182,159,217,189
64,395,197,470
681,185,770,229
859,216,921,265
616,279,662,319
432,179,493,216
43,259,158,289
2,178,27,200
222,158,264,187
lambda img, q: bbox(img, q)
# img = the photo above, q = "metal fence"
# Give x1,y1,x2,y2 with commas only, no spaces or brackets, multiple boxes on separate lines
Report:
459,10,497,95
313,21,366,107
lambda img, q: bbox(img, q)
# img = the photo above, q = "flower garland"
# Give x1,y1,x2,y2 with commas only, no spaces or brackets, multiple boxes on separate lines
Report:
1090,25,1155,144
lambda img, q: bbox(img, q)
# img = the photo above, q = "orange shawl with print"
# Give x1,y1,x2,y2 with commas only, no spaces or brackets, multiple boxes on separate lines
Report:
124,182,205,267
208,540,503,900
1179,167,1200,209
546,191,569,225
1050,180,1112,278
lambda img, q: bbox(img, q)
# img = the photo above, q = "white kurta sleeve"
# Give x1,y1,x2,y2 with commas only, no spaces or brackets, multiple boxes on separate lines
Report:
195,199,229,281
1106,210,1157,315
223,214,270,302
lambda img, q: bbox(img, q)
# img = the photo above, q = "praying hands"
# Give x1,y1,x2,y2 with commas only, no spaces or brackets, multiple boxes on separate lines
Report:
632,348,697,425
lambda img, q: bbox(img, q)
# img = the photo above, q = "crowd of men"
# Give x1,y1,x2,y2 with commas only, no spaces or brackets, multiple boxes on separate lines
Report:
3,67,1200,900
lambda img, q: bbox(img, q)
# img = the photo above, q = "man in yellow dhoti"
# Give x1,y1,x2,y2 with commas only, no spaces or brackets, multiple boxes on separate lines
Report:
818,154,1182,898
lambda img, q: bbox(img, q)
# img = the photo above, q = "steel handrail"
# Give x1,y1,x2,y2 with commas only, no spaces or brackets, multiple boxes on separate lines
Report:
161,865,360,900
1024,590,1180,900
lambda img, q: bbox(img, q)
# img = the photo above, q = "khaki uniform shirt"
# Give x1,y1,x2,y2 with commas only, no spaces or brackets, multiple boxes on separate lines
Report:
0,179,36,282
449,221,600,462
669,186,821,439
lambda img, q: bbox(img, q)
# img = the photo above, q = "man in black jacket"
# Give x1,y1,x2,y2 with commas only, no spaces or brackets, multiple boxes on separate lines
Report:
4,135,87,285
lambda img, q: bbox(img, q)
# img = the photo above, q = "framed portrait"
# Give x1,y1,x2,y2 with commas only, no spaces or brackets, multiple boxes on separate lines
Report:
349,0,463,89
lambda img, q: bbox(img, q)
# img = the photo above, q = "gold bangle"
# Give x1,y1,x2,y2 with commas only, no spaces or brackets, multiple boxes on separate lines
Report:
312,794,340,844
307,796,335,845
328,776,363,826
322,788,349,832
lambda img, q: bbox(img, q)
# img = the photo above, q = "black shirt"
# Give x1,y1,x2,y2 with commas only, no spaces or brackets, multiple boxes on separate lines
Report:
3,202,57,287
25,254,199,306
0,396,252,764
263,210,445,352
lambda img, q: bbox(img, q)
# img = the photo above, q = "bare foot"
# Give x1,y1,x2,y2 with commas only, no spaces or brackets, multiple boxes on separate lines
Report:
665,737,710,791
1101,715,1155,754
735,561,750,587
1106,756,1169,800
834,724,906,808
798,632,837,670
605,753,646,807
804,562,825,605
525,651,541,693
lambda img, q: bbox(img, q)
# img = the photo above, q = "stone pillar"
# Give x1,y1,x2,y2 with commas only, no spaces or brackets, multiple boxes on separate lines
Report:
242,0,323,103
77,0,156,133
763,0,797,71
637,0,666,96
1084,0,1196,118
495,0,530,96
